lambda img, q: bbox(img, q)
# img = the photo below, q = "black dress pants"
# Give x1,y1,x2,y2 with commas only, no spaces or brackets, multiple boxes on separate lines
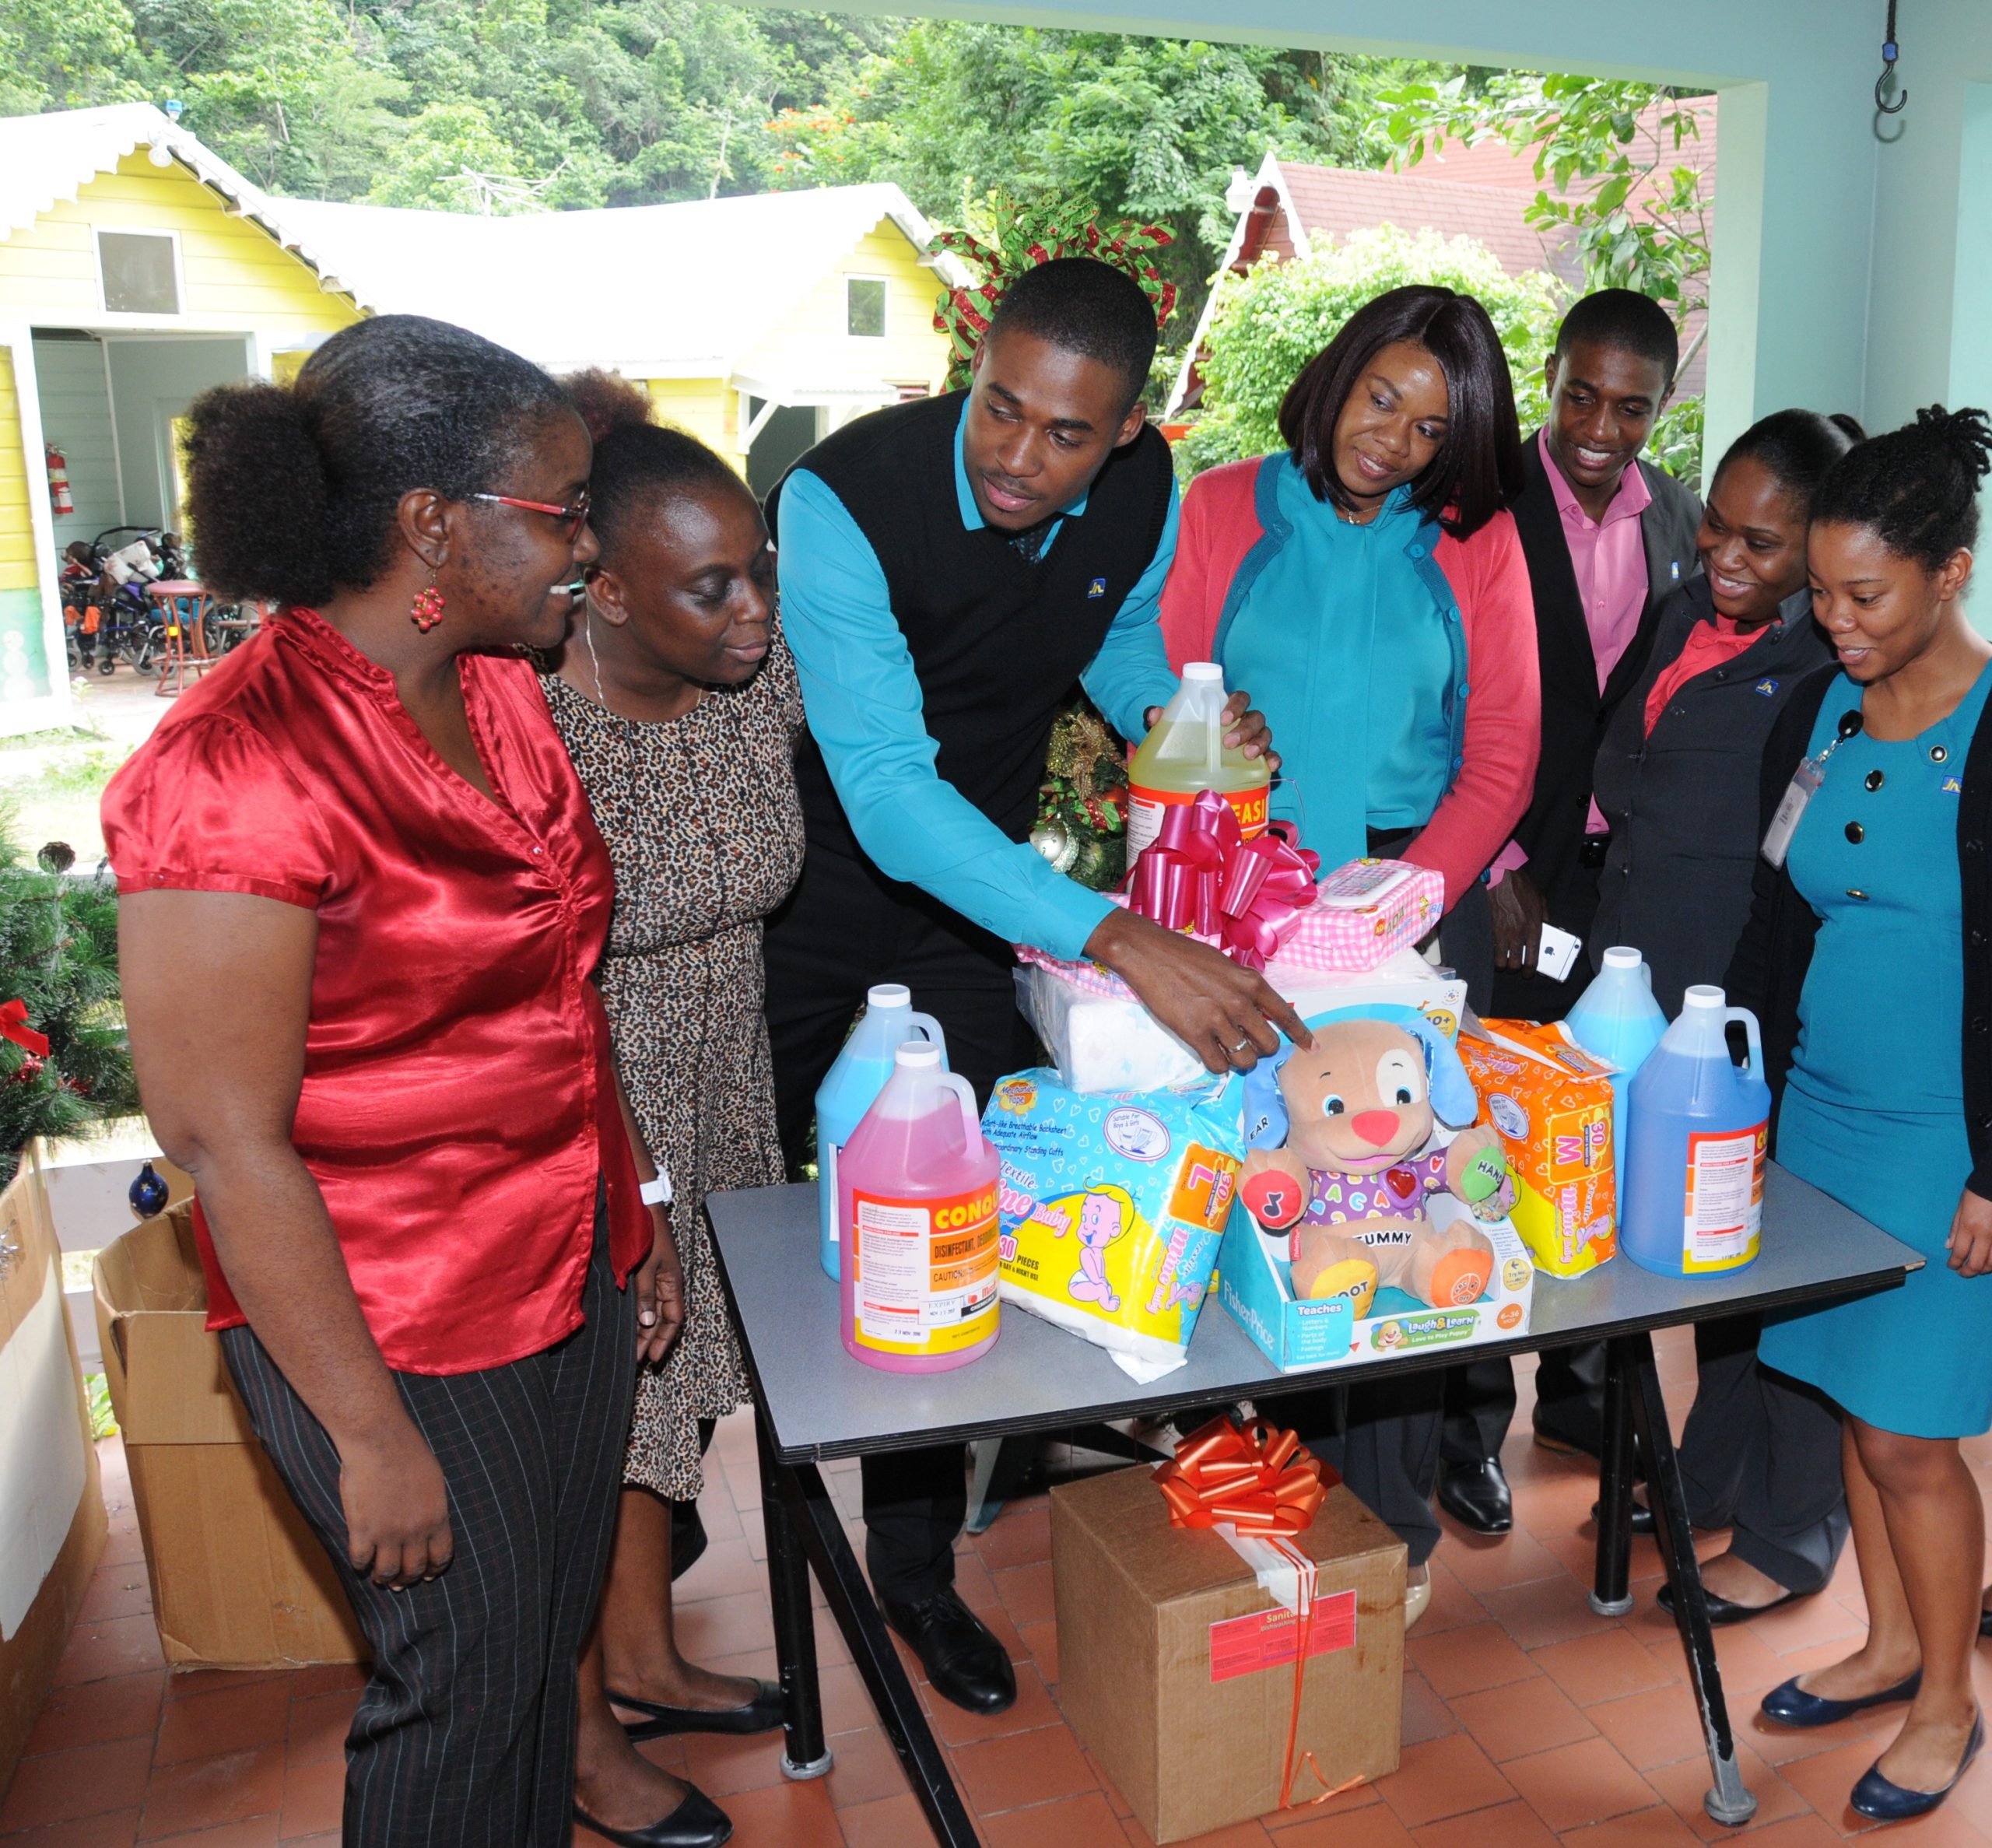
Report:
764,840,1034,1604
221,1201,636,1848
1676,1315,1849,1594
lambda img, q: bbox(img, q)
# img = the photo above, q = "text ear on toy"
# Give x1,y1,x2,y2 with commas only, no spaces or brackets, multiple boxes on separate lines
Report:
1406,1018,1478,1127
1242,1043,1294,1150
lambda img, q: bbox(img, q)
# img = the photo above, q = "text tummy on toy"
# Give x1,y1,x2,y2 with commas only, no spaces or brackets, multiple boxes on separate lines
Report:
1240,1010,1511,1314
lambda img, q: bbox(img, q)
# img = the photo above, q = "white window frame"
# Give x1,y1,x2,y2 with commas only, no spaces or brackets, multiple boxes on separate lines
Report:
95,226,185,319
845,274,889,341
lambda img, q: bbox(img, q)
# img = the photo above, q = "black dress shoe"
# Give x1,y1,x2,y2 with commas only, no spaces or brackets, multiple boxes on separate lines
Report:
881,1588,1016,1714
1532,1408,1604,1461
574,1785,733,1847
608,1679,783,1742
1438,1459,1513,1534
1657,1579,1801,1625
1590,1497,1657,1537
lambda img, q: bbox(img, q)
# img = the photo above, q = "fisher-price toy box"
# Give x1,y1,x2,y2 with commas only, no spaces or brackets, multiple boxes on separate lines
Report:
1217,1173,1534,1373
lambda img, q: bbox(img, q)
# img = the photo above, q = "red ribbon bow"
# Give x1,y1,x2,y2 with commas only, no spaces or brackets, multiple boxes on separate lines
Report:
0,999,49,1059
1125,791,1319,971
1152,1413,1330,1538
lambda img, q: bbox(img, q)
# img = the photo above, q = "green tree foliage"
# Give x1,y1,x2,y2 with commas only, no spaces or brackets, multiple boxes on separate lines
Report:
1180,225,1562,479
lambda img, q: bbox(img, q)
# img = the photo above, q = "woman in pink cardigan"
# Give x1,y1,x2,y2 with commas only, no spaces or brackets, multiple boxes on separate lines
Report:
1162,284,1541,1012
1162,285,1541,1618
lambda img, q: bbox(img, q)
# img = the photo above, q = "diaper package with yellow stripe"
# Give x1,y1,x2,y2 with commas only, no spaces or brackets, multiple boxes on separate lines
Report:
981,1070,1244,1383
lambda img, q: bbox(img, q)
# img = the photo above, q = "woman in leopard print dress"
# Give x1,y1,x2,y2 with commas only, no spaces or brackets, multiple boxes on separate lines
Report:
549,372,803,1847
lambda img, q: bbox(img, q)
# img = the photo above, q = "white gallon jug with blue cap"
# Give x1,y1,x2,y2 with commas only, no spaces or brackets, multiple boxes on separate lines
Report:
1620,985,1772,1277
815,985,946,1279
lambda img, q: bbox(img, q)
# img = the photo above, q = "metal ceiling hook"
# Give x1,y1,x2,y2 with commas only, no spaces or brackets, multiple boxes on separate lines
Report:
1877,0,1908,114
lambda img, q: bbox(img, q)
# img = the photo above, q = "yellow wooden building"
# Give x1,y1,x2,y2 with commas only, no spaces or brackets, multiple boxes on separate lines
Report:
0,103,960,733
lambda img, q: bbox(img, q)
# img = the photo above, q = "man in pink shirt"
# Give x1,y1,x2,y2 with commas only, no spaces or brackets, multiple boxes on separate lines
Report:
1440,291,1703,1538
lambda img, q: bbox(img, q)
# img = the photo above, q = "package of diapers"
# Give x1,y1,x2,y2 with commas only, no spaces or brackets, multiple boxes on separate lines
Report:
980,1069,1243,1382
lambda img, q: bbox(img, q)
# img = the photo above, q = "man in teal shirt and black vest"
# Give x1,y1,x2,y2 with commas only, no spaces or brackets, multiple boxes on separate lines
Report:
766,258,1300,1715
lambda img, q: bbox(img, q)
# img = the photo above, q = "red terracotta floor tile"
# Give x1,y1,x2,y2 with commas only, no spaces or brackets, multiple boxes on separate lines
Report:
1408,1621,1541,1699
1018,1618,1058,1686
1476,1576,1620,1653
1641,1741,1811,1839
1406,1797,1559,1846
1533,1630,1678,1708
153,1681,291,1766
78,1566,153,1625
137,1743,286,1841
976,1502,1054,1572
1434,1533,1568,1595
143,1818,279,1846
54,1615,167,1688
1270,1805,1415,1846
1587,1683,1715,1771
1501,1735,1659,1833
981,1790,1128,1847
720,1775,848,1844
679,1728,794,1800
277,1759,344,1840
24,1672,166,1755
833,1790,938,1848
1401,1669,1461,1746
162,1671,290,1705
822,1725,912,1811
99,1528,147,1569
1120,1816,1271,1846
283,1691,356,1770
672,1589,777,1662
1373,1734,1517,1830
1558,1804,1704,1845
675,1536,771,1604
281,1665,363,1702
1448,1674,1597,1762
0,1738,155,1832
0,1812,141,1848
1731,1820,1853,1847
1417,1557,1489,1636
949,1724,1096,1815
992,1560,1055,1630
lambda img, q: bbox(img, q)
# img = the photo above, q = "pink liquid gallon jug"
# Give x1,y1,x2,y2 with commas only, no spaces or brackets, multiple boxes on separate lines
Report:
837,1042,1001,1373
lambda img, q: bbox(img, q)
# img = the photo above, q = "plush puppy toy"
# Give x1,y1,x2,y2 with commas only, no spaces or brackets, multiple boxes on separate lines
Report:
1240,1007,1513,1313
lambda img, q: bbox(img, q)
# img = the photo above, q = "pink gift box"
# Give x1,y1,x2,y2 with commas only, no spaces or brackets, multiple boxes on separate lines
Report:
1016,858,1444,996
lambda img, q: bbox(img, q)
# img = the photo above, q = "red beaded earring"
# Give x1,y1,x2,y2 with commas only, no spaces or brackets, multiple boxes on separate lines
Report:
410,579,445,633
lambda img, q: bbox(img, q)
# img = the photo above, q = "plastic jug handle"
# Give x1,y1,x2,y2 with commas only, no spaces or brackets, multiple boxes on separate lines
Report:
937,1072,981,1148
907,1011,947,1061
1723,1007,1763,1075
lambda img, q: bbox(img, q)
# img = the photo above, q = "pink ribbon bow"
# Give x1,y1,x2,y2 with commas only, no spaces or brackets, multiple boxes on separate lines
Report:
1125,791,1319,971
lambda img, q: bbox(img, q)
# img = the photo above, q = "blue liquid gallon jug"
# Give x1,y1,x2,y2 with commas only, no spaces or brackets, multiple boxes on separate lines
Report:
1620,985,1771,1278
1564,947,1669,1178
815,984,947,1279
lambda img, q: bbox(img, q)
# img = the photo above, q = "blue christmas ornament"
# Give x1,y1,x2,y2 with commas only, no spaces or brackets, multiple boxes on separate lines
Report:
128,1161,169,1219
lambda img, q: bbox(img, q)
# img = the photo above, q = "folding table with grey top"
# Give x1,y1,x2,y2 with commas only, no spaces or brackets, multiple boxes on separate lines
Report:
708,1168,1920,1848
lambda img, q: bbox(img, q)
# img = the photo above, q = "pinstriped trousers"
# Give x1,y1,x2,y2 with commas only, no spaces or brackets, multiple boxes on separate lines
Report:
220,1205,636,1848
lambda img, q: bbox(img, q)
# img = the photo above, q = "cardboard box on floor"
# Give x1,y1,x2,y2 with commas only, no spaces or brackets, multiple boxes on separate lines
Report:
94,1202,366,1669
1053,1464,1404,1844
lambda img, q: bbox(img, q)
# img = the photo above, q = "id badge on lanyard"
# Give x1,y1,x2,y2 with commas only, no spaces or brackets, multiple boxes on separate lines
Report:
1762,708,1864,869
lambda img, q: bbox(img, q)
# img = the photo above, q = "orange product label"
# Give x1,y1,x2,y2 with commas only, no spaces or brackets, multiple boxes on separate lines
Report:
1682,1124,1766,1274
1166,1142,1241,1229
1127,780,1269,856
1208,1590,1356,1682
851,1184,999,1355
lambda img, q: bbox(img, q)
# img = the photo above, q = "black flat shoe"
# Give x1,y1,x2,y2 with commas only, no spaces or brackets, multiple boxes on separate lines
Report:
882,1588,1016,1715
608,1679,782,1742
1590,1497,1657,1538
1760,1669,1921,1728
1438,1459,1513,1534
574,1785,733,1847
1850,1710,1983,1821
1657,1580,1800,1626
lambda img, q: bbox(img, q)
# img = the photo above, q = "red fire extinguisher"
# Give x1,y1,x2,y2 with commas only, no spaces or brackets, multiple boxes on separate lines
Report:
44,445,73,517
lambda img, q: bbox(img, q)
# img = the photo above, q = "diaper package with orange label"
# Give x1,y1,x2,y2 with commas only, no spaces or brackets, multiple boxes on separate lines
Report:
1456,1020,1618,1278
981,1070,1243,1382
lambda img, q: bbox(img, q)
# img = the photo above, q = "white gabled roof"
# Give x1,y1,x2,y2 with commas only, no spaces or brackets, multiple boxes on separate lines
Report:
0,103,353,300
272,185,959,377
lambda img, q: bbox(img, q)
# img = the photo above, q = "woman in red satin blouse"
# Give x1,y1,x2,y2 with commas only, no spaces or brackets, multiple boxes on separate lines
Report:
101,315,702,1848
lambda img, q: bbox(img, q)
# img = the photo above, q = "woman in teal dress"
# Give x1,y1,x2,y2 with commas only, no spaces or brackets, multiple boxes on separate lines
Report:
1729,407,1992,1823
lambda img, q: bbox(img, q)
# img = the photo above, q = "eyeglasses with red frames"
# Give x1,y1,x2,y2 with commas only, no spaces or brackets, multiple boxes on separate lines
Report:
472,489,591,542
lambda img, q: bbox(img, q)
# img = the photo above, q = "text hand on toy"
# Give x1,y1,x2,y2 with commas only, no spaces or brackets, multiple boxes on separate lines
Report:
1947,1186,1992,1278
633,1207,686,1366
1489,866,1548,972
1142,689,1280,772
1445,1126,1513,1221
1084,908,1312,1072
1241,1148,1309,1230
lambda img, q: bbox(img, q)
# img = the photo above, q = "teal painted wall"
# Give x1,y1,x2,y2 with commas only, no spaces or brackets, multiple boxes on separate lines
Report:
103,337,248,531
30,335,118,554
